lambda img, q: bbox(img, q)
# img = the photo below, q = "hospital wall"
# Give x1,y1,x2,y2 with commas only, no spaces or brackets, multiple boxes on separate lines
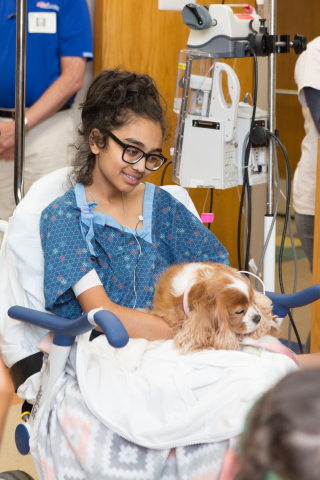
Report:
276,0,320,179
93,0,319,270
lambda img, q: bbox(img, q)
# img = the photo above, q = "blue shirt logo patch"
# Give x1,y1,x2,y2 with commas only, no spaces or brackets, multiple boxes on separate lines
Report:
36,2,60,11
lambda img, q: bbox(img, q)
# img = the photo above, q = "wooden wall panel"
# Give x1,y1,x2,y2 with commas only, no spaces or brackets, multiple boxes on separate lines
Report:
276,0,320,178
311,138,320,353
94,0,254,267
276,1,320,350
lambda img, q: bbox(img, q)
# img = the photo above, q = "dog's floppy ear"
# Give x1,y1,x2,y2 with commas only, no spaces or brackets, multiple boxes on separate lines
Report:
173,295,239,353
211,297,239,350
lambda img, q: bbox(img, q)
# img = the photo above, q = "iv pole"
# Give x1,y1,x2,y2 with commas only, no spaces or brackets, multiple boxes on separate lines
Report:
263,0,277,292
14,0,27,206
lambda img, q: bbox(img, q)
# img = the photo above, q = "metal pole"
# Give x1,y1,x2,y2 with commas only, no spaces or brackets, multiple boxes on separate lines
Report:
14,0,27,206
263,0,277,292
267,0,276,215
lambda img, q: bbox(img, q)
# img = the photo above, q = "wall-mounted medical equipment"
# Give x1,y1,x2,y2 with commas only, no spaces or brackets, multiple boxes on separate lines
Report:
182,3,306,58
171,2,306,295
172,3,306,191
172,52,240,189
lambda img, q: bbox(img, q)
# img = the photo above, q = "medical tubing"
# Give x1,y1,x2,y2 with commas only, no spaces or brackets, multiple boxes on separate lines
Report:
287,211,299,348
245,48,258,270
202,188,210,214
160,160,172,186
238,140,251,271
238,136,249,270
246,177,252,272
124,225,142,310
237,47,258,270
243,187,247,264
242,133,250,265
267,131,303,353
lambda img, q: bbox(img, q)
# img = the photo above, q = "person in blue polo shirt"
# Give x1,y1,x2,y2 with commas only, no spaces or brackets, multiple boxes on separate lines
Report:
0,0,93,223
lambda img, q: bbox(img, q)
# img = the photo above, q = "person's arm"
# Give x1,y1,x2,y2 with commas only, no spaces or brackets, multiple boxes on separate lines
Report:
0,56,87,159
78,285,173,341
297,353,320,369
304,86,320,135
0,344,14,443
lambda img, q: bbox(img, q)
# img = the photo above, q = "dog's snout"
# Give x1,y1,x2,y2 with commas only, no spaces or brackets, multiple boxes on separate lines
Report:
252,314,261,324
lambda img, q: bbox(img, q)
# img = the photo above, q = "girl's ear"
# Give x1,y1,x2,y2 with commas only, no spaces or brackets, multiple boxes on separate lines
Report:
219,449,241,480
89,128,103,154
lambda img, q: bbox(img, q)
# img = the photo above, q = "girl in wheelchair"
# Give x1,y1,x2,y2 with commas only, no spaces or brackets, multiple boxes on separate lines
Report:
40,67,230,335
0,68,299,480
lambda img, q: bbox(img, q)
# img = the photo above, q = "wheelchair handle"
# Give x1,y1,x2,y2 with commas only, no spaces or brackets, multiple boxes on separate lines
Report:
8,306,129,348
265,284,320,318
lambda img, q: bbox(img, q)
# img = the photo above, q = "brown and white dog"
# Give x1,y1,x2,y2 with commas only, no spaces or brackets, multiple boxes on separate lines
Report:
151,262,280,354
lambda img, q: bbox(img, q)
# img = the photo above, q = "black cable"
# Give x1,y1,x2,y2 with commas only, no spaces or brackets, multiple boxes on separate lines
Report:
245,174,252,271
267,131,303,353
207,188,214,230
237,142,250,270
160,160,172,186
237,46,258,271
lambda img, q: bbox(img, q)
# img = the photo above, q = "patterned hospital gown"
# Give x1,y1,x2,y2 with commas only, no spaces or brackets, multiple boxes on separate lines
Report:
40,182,229,319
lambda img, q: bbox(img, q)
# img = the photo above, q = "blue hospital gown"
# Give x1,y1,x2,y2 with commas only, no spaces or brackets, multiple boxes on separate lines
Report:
40,182,230,319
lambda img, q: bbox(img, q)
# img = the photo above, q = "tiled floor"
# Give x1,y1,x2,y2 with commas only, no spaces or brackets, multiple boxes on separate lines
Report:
0,403,38,478
274,215,312,347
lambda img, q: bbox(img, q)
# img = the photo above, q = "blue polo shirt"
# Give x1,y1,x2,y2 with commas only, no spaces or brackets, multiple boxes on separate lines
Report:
0,0,93,108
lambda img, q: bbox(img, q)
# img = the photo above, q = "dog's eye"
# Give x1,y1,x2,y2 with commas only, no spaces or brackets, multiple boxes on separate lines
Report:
235,310,245,315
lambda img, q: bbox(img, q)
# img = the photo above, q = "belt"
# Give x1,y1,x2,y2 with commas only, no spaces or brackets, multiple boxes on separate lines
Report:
0,104,71,119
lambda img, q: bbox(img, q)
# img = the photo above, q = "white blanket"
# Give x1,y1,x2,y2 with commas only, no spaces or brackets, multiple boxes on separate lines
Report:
76,333,298,449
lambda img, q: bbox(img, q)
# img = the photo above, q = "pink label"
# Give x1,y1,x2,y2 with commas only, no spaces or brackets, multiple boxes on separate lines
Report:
201,213,214,223
235,14,254,20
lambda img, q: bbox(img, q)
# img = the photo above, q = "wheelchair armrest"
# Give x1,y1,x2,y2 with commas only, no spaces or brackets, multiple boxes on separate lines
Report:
8,306,129,348
265,285,320,317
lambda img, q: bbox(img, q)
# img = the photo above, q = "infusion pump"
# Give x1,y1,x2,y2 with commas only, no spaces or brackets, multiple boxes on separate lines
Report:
171,51,267,189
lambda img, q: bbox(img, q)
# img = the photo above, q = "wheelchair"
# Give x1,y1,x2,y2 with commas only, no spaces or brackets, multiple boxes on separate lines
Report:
1,168,319,480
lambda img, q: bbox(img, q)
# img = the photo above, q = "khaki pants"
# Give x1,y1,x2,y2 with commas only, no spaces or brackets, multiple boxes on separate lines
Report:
0,109,76,222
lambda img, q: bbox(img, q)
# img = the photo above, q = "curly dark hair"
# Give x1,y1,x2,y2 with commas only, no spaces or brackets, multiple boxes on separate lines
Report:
236,369,320,480
69,68,169,186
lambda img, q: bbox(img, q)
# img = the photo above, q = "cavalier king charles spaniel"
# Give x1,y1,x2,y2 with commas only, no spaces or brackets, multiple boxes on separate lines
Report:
151,262,280,354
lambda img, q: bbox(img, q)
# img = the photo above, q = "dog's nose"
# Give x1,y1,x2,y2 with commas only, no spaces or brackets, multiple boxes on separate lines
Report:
252,314,261,324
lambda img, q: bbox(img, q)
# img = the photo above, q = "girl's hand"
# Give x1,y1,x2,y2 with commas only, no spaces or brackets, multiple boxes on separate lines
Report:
0,341,14,443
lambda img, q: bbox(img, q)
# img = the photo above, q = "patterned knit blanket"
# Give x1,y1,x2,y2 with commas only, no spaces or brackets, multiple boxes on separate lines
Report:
33,370,231,480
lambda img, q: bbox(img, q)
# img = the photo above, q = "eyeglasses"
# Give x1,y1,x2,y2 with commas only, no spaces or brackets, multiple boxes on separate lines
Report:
107,131,167,171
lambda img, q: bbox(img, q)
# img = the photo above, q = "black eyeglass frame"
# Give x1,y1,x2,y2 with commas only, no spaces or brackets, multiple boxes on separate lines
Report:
107,130,168,171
